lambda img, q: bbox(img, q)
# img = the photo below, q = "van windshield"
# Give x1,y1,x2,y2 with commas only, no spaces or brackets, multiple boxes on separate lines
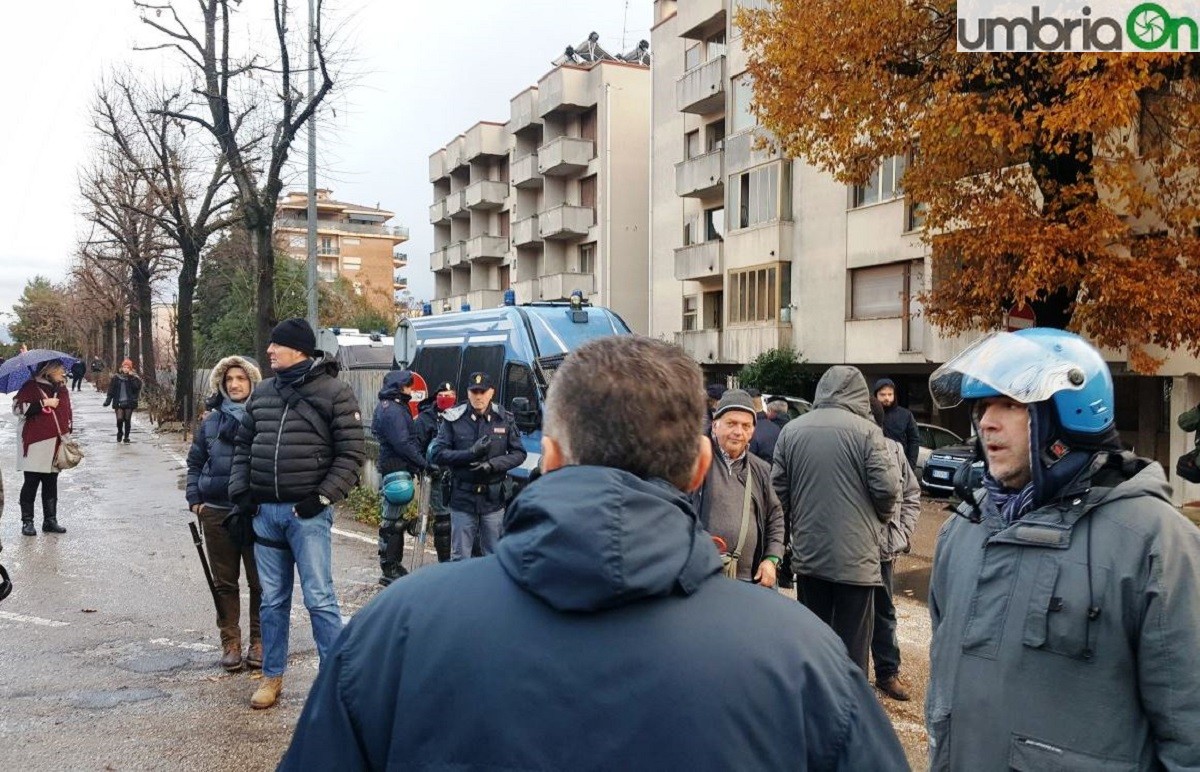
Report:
522,307,629,356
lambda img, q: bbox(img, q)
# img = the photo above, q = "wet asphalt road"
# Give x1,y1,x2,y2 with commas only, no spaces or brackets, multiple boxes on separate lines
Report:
0,387,386,771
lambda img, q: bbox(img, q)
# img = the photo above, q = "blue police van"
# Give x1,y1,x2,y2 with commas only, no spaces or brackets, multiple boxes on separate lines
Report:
394,297,631,480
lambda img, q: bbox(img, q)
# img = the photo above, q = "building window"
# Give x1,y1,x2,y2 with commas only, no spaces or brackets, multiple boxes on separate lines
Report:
499,264,511,290
851,155,908,208
705,31,726,59
319,236,337,256
342,256,362,271
499,211,511,241
685,130,701,160
580,107,598,143
579,242,596,274
729,162,789,230
906,198,927,232
580,175,597,221
728,263,789,324
705,291,724,330
850,260,923,326
706,120,725,151
704,207,725,241
682,295,699,332
684,44,702,71
731,73,756,133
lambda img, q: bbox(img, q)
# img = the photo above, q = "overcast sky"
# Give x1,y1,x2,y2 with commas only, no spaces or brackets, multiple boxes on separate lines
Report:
0,0,652,328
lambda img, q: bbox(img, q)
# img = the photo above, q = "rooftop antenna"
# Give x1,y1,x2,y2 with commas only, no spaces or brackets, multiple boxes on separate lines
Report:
622,0,630,50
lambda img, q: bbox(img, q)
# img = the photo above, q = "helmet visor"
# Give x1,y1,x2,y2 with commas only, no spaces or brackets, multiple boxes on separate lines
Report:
930,331,1086,409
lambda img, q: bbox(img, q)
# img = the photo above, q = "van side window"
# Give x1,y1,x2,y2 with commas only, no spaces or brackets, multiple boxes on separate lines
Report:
411,346,463,396
504,363,538,416
460,345,506,396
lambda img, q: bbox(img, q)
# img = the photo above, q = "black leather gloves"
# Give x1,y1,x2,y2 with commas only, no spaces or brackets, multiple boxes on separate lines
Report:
293,494,326,519
470,436,491,459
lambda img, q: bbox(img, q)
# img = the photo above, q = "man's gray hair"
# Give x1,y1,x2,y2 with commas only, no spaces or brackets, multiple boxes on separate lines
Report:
543,336,705,489
766,399,788,416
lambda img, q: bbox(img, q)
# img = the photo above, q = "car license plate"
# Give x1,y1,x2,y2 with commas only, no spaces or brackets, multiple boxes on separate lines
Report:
932,469,951,480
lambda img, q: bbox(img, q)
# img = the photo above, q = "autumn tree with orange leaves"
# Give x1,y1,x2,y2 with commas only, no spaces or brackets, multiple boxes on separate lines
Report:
739,1,1200,371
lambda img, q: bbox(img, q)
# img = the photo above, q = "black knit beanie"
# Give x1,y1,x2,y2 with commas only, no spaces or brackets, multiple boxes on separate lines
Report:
270,318,317,357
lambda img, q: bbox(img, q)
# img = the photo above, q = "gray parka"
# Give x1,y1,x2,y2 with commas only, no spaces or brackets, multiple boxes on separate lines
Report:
927,453,1200,771
771,366,900,586
880,437,920,562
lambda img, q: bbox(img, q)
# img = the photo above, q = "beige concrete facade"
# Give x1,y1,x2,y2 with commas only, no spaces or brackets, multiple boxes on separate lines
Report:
649,0,1200,502
428,54,651,333
275,189,409,314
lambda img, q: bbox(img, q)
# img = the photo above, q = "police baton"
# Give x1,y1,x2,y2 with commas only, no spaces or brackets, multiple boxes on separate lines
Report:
188,520,222,614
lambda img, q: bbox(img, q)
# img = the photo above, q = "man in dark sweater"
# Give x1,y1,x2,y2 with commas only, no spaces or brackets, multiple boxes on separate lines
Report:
873,378,920,470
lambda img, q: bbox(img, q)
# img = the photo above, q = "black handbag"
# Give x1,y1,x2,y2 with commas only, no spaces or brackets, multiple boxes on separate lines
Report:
222,507,257,551
1176,448,1200,484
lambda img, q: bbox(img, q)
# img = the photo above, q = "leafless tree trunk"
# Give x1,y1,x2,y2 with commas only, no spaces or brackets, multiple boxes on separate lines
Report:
135,0,335,365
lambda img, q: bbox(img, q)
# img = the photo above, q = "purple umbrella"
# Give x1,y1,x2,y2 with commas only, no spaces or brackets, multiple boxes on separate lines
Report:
0,349,79,394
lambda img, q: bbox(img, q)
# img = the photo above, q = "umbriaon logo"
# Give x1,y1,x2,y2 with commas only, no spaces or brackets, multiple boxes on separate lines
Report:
957,1,1200,52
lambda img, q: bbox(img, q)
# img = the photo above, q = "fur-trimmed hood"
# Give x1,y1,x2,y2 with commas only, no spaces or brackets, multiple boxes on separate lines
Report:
209,355,262,401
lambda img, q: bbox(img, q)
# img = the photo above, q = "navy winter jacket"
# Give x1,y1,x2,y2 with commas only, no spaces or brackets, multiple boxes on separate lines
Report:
279,466,907,771
429,403,526,513
748,411,783,462
372,373,426,476
185,407,241,510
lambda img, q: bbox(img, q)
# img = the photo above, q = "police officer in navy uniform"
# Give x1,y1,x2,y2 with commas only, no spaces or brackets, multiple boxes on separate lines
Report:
430,372,526,560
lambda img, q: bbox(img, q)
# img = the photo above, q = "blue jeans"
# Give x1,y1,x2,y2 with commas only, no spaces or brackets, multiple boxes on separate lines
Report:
253,502,343,677
449,508,503,560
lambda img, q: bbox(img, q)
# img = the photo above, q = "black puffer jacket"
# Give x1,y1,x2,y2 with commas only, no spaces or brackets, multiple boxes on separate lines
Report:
229,360,366,505
104,373,142,410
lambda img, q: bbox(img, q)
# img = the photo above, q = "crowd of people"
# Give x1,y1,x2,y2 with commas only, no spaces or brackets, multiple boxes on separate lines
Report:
3,320,1198,768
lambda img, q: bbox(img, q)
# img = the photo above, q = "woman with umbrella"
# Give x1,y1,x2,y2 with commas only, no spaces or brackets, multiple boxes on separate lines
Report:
103,358,142,443
13,359,72,536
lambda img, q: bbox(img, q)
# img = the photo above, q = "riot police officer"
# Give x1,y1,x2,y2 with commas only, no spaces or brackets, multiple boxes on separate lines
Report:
372,369,427,584
430,372,526,559
415,381,458,562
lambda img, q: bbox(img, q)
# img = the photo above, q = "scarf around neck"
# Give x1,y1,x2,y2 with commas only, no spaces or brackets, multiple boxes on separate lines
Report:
982,475,1036,525
275,358,314,387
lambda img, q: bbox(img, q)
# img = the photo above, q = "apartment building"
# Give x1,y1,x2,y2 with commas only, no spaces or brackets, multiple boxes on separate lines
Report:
428,35,652,333
649,0,1200,501
275,189,410,314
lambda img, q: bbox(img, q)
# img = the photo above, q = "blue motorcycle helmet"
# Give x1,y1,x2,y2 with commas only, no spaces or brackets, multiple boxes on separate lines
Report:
930,327,1114,436
381,471,415,506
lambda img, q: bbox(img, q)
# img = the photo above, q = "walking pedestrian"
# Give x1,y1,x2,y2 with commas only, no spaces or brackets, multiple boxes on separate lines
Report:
278,336,907,771
185,355,263,672
872,378,920,470
868,396,920,701
13,360,72,536
229,318,366,710
414,381,457,563
429,372,525,560
747,392,784,462
925,328,1200,769
103,358,142,443
68,357,86,392
772,365,900,674
372,369,427,585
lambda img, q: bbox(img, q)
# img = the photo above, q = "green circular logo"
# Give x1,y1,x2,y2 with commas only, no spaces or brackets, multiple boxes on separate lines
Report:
1128,2,1174,49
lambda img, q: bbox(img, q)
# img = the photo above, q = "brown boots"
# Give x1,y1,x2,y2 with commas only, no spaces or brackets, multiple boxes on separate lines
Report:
250,676,283,709
220,641,244,672
245,640,263,669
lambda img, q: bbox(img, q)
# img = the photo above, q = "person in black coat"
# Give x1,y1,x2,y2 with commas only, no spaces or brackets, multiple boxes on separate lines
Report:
68,358,86,392
185,355,263,672
429,371,526,560
278,336,906,771
872,377,920,469
371,369,426,585
103,358,142,443
229,318,366,711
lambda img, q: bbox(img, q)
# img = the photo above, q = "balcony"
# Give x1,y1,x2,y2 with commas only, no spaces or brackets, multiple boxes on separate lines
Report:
464,122,507,161
677,0,725,40
429,149,448,183
673,240,723,281
275,218,410,239
511,278,538,304
675,147,724,198
465,234,508,263
393,273,408,290
445,190,468,219
318,246,340,257
538,204,594,241
537,136,594,177
512,216,541,248
392,254,408,268
512,153,542,189
722,324,793,364
430,248,447,272
445,241,466,268
464,180,509,211
429,199,447,225
676,330,723,364
538,66,594,117
540,272,594,301
466,289,505,310
445,136,466,171
677,55,725,115
509,87,541,136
